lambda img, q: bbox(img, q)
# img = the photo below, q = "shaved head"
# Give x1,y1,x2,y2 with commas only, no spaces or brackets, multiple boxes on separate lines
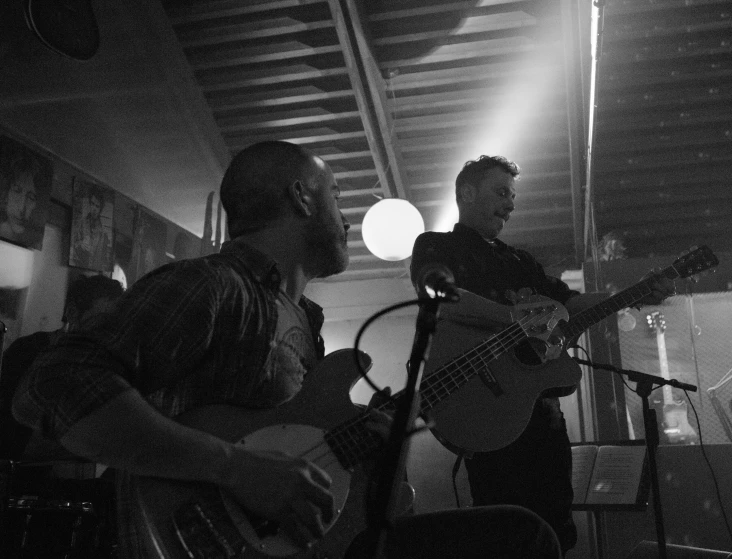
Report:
220,141,321,237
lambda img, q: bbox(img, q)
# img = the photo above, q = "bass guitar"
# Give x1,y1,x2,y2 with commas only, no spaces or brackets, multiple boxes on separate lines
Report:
426,245,718,454
646,311,698,444
129,295,567,558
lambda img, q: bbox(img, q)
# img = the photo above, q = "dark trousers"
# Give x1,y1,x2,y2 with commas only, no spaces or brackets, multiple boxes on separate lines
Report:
464,410,577,554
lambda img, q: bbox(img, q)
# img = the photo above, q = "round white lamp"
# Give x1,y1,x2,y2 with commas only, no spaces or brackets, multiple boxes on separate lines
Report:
362,198,425,261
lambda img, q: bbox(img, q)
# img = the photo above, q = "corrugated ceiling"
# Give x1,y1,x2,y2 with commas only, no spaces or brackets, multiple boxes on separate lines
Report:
161,0,732,280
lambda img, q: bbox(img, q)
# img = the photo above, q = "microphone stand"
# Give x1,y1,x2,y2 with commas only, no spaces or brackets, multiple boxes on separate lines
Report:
575,358,697,559
363,294,449,559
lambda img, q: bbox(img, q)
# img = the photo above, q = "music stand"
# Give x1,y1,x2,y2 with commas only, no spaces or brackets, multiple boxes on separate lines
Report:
575,358,698,559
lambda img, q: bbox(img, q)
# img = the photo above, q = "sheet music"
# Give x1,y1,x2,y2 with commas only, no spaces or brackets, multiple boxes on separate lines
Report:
585,445,646,505
571,445,598,504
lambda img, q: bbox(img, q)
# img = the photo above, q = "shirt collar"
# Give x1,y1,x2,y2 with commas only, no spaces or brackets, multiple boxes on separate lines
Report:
220,237,282,290
219,237,325,322
452,222,507,249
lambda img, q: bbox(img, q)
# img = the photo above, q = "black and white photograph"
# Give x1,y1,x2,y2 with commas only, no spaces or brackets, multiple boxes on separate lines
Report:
69,178,114,272
0,136,53,250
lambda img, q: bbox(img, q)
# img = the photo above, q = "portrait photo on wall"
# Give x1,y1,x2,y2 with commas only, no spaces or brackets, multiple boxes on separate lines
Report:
0,136,53,250
132,209,168,280
69,178,114,273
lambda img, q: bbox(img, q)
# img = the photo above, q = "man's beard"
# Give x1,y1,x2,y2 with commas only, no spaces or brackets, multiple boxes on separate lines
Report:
305,216,349,278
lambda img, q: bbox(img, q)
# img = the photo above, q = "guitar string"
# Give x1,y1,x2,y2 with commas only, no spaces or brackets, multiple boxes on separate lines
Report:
300,306,560,472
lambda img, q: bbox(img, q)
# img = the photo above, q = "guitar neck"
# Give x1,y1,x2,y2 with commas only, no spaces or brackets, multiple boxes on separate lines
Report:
656,330,674,405
324,321,530,468
563,268,679,339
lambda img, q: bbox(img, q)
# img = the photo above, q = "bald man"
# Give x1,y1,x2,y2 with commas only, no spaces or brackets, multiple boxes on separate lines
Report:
13,141,384,558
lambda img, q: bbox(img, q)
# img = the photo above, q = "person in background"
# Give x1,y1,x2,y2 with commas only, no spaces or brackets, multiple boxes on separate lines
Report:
0,274,124,460
410,155,675,555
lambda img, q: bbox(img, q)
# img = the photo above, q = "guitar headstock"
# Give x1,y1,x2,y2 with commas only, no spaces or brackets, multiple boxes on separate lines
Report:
646,311,666,335
670,245,719,280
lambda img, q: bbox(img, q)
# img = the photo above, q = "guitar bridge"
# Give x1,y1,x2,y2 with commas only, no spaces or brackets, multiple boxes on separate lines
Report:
173,492,247,559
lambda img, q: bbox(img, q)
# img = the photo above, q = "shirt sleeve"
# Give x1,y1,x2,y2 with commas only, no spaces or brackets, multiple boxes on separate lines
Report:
410,233,454,289
513,247,580,305
12,259,240,441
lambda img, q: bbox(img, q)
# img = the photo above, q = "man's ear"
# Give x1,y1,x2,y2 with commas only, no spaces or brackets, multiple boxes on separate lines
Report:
458,183,475,204
288,180,313,217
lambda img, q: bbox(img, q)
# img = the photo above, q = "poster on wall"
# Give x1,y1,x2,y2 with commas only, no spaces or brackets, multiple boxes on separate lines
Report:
112,193,138,289
69,178,114,272
132,209,168,280
168,225,199,263
0,136,53,250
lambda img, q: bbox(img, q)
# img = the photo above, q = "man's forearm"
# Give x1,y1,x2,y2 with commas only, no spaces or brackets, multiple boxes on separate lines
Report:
59,389,235,487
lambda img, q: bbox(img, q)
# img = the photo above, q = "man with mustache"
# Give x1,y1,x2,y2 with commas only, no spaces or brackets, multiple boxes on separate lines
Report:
410,155,675,555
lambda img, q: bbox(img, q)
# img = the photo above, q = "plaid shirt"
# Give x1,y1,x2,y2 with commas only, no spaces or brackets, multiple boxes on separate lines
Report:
12,238,325,557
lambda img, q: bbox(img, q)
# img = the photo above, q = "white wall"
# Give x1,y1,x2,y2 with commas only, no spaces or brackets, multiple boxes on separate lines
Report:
20,225,69,336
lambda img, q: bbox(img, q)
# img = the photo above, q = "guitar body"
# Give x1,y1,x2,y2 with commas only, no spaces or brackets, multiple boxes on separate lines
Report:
130,350,412,559
426,291,580,455
24,0,99,60
662,400,698,445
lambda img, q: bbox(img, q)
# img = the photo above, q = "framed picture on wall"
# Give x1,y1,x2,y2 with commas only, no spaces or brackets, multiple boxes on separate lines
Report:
132,209,167,280
0,136,53,250
69,178,114,272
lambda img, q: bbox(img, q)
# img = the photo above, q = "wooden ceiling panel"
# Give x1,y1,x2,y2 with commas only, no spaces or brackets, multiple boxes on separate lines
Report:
161,0,582,279
593,0,732,259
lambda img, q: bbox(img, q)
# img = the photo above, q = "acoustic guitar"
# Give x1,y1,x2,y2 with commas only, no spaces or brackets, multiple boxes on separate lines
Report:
426,245,718,454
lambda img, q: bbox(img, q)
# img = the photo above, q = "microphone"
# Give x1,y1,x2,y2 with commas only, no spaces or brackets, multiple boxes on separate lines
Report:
415,263,460,302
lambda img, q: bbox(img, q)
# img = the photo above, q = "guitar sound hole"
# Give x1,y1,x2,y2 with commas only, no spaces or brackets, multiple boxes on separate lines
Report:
513,338,545,366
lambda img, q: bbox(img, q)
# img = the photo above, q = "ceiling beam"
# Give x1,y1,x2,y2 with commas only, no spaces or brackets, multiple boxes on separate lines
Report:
329,0,415,276
327,0,409,200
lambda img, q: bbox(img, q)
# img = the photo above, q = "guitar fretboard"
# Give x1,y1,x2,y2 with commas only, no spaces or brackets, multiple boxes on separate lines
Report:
565,245,718,339
564,270,673,339
324,305,556,469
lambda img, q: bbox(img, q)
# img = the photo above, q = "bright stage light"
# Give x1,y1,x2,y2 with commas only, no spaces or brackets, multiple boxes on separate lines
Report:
362,198,425,261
